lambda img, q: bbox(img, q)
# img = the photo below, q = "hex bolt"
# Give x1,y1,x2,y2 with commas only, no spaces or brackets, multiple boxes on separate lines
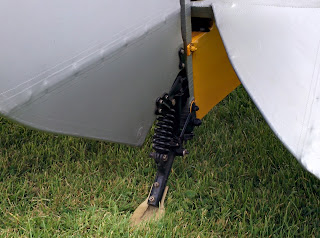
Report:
154,182,160,187
163,154,168,161
193,118,202,127
193,105,200,112
183,150,189,157
149,196,155,202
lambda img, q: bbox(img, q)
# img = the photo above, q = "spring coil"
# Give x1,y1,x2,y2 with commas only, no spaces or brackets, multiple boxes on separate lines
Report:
153,108,175,154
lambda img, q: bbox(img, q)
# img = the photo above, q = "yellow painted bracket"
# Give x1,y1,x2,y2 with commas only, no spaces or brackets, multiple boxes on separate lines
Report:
190,25,240,119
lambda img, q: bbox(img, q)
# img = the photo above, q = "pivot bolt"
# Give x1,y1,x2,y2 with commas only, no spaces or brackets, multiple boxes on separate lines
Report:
154,182,160,187
193,118,202,127
193,105,200,111
163,154,168,161
149,196,155,202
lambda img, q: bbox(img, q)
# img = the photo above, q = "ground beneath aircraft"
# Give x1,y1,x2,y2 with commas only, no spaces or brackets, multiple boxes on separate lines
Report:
0,87,319,236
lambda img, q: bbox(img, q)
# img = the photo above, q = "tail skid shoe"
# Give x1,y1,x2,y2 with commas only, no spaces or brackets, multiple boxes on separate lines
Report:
131,69,201,225
130,186,168,226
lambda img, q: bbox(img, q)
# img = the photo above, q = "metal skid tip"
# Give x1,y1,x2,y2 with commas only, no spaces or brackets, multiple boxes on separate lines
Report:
130,186,169,226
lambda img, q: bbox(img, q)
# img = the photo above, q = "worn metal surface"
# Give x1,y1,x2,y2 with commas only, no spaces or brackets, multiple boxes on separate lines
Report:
210,0,320,178
0,0,182,146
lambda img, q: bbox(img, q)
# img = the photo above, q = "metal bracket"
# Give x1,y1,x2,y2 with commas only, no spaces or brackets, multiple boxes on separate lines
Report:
147,73,201,207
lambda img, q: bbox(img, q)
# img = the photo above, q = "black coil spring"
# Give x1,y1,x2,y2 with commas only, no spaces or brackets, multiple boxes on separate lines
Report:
153,108,175,154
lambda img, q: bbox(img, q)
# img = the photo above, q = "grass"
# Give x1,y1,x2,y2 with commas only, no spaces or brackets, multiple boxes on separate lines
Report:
0,86,319,237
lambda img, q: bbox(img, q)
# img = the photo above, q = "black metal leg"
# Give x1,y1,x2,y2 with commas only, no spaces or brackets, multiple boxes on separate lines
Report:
147,73,201,207
148,152,175,206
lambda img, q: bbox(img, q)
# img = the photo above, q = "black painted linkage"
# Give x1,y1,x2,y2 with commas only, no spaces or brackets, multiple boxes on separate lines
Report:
148,73,201,207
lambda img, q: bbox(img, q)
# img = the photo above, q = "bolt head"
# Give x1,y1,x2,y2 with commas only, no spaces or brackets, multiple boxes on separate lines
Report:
149,196,155,202
163,154,168,161
154,182,160,187
171,99,176,106
183,150,189,157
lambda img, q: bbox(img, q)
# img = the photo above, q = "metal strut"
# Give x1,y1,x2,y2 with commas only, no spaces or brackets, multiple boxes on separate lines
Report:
148,71,201,207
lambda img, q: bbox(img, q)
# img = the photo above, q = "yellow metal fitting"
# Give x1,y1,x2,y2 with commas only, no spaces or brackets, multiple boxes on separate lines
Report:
186,43,198,56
